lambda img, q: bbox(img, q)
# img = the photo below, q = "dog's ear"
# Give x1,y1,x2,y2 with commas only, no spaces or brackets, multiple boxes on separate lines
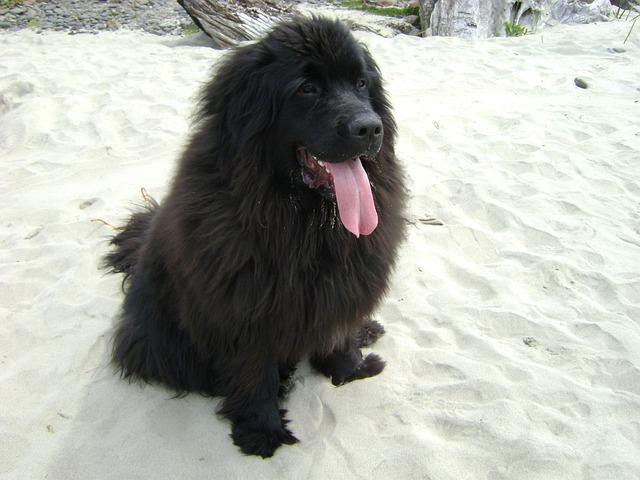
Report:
196,43,278,160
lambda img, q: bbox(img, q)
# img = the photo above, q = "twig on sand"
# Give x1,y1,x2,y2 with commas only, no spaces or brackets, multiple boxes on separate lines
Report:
139,187,158,210
91,187,156,230
91,218,121,230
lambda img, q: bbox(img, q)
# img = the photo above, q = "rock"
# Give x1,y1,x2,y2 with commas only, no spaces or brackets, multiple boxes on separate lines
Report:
419,0,612,39
548,0,612,24
574,77,589,89
404,14,420,25
418,0,437,33
429,0,496,38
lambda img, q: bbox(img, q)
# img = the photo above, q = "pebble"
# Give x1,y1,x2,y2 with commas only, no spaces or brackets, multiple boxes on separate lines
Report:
574,77,589,89
0,0,196,36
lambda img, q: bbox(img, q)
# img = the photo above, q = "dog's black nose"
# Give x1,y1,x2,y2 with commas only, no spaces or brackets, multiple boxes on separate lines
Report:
349,112,383,143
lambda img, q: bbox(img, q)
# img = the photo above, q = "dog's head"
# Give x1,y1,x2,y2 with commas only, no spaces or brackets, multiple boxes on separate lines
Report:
198,16,396,237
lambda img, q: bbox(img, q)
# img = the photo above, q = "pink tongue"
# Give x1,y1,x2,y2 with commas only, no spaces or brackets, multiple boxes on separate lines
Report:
325,159,378,237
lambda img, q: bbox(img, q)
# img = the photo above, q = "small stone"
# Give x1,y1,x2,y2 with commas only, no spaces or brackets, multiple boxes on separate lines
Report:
0,21,12,28
404,15,419,25
574,77,588,89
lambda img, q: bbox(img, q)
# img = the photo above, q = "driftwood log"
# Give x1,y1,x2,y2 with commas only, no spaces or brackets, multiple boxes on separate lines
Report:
178,0,298,47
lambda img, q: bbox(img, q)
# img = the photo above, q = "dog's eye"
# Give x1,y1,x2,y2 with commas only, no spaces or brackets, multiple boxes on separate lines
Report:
357,79,367,89
300,84,318,95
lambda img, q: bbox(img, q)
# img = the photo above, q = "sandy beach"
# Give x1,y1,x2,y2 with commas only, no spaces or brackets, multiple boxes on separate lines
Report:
1,18,639,479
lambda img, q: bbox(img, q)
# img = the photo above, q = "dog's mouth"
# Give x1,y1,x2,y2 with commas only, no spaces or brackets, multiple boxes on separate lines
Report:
298,148,335,196
298,148,378,237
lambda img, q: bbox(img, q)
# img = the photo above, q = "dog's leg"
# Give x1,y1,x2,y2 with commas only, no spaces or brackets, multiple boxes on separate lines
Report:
310,323,386,386
220,360,299,458
278,360,298,399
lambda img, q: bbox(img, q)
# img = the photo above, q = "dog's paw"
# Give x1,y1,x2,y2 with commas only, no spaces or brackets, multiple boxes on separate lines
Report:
358,352,386,377
349,352,386,382
231,414,299,458
331,352,386,386
357,319,386,347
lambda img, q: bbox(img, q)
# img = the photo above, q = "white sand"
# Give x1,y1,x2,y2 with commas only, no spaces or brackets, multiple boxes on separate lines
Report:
1,19,639,479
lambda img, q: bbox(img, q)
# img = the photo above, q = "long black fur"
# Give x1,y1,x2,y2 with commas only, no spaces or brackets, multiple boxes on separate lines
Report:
105,16,406,458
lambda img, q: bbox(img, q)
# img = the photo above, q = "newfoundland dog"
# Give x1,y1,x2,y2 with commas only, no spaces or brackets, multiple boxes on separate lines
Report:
105,16,405,457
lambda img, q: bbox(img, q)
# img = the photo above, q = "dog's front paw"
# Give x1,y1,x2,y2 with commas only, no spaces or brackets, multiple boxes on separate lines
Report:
312,348,386,386
231,413,299,458
328,352,386,386
342,352,386,384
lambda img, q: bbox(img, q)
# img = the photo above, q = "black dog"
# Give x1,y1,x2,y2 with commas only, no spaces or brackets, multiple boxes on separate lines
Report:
105,16,405,458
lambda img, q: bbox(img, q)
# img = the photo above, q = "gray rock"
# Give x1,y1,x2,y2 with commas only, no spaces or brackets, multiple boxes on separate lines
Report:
420,0,612,38
574,77,589,89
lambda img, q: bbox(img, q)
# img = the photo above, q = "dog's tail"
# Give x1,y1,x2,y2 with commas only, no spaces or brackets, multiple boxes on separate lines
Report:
104,190,158,283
